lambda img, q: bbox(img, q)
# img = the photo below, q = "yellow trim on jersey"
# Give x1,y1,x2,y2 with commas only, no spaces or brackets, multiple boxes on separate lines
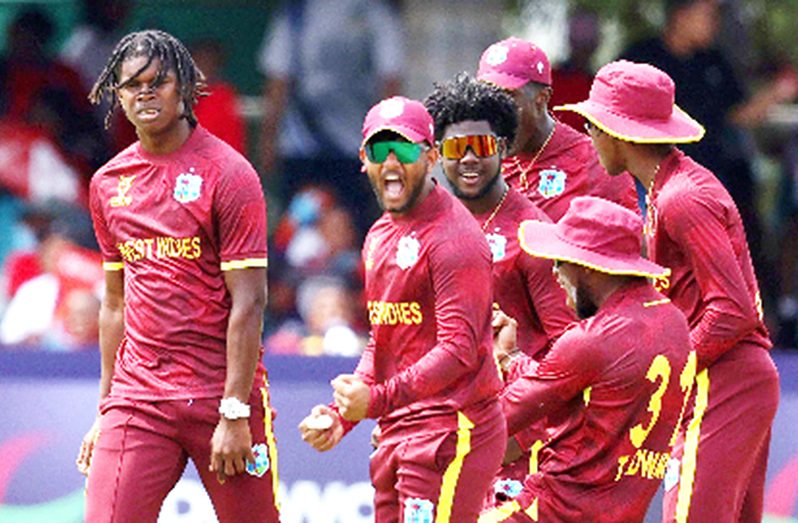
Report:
103,261,124,271
583,386,592,407
644,298,671,308
529,439,545,475
553,104,706,144
220,258,268,271
435,411,474,523
525,498,539,520
478,501,521,523
517,222,671,282
260,376,281,514
675,368,710,523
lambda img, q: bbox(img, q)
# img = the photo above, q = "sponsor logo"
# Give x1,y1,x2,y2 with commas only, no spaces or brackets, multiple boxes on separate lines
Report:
404,497,434,523
110,175,136,207
485,232,507,262
246,443,270,477
537,169,566,198
174,168,203,203
396,235,420,270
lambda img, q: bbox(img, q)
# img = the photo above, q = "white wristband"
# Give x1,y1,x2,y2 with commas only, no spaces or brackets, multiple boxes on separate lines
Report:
219,397,251,420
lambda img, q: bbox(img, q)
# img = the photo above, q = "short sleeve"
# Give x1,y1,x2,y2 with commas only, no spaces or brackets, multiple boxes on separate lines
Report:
89,176,123,271
215,164,268,271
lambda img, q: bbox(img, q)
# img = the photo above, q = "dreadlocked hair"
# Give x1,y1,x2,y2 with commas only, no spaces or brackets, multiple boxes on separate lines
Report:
424,72,518,144
89,29,207,129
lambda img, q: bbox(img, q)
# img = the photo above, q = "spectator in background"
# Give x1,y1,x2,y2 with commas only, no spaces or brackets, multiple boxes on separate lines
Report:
60,0,134,153
265,276,365,357
257,0,404,236
621,0,798,298
776,131,798,348
0,202,102,349
549,7,600,133
191,38,246,154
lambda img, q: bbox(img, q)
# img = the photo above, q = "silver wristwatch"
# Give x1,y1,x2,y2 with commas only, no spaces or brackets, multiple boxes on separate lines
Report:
218,397,251,420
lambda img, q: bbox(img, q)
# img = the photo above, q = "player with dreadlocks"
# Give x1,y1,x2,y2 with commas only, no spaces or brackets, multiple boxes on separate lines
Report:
425,72,575,508
76,30,280,522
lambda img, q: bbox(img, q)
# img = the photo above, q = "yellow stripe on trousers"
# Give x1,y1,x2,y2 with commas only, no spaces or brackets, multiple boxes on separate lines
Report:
435,411,474,523
675,368,710,523
260,376,281,513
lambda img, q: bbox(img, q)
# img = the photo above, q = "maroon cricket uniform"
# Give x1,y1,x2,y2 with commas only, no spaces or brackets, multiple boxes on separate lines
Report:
647,149,779,523
502,120,639,222
86,126,279,522
355,183,506,523
475,187,575,505
477,187,574,359
481,281,692,522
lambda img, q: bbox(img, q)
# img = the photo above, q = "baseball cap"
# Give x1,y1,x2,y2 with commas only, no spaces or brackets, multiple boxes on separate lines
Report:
361,96,435,146
519,196,669,280
477,37,551,90
555,60,704,143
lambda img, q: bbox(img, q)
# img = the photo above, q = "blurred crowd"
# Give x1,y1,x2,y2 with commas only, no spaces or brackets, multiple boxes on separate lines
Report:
1,0,798,354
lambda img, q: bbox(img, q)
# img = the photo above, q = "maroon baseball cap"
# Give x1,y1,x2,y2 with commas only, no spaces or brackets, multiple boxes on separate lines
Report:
361,96,435,146
555,60,705,143
519,196,669,279
477,37,551,90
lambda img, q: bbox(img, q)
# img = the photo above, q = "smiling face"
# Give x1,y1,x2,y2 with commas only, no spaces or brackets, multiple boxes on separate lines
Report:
360,132,437,216
116,55,186,140
441,120,504,201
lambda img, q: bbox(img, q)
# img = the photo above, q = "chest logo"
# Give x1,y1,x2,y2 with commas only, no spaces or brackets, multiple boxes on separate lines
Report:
404,498,434,523
485,232,507,262
537,169,566,199
110,175,136,207
174,168,203,203
396,235,420,270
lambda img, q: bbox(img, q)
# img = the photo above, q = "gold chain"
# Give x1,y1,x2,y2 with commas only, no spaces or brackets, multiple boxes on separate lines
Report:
514,124,556,190
644,162,661,238
482,186,509,232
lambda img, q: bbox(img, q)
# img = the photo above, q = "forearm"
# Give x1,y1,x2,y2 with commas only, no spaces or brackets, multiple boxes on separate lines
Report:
690,304,759,369
224,299,264,401
98,303,124,400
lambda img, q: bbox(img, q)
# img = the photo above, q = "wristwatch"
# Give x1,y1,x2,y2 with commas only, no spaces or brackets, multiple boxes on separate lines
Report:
218,397,251,420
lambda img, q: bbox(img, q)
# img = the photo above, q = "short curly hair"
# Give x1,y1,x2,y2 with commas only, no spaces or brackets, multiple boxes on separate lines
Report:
424,72,518,144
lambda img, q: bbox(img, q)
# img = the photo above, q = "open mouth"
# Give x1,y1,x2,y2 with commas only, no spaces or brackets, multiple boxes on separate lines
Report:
459,171,483,187
136,107,160,121
383,174,405,200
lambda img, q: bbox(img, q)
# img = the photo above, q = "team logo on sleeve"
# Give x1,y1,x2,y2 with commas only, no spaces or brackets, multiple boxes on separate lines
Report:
245,443,270,478
485,232,507,262
404,498,434,523
174,168,203,203
396,235,420,270
110,175,136,207
537,169,566,198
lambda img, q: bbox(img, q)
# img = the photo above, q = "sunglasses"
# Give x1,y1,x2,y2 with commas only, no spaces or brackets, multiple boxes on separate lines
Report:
440,134,498,160
364,141,424,164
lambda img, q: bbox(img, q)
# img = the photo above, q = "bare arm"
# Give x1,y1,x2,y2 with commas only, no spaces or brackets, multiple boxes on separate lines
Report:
76,269,124,475
209,267,266,482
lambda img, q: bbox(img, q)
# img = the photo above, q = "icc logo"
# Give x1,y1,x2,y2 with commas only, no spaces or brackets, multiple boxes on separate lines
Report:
110,175,136,207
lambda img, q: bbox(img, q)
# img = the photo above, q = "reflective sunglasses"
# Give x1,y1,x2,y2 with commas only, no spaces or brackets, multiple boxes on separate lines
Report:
364,141,424,164
440,134,498,160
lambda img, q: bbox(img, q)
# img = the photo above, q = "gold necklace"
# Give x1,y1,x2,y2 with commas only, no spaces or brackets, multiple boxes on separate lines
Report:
644,162,661,238
514,123,556,190
482,186,509,232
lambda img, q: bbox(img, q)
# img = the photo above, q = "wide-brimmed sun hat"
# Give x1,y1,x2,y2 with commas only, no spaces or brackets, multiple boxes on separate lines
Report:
519,196,670,279
554,60,704,143
477,37,551,90
362,96,435,146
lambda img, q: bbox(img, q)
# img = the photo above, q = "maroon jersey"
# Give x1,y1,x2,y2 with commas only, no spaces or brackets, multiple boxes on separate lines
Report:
356,183,503,436
646,149,771,369
501,281,692,521
502,120,639,222
89,126,268,400
476,188,574,358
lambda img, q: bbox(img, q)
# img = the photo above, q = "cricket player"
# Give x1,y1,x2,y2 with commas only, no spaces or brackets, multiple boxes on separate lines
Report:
477,37,639,222
558,59,779,522
76,30,279,522
480,196,693,522
299,96,506,522
424,72,575,505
